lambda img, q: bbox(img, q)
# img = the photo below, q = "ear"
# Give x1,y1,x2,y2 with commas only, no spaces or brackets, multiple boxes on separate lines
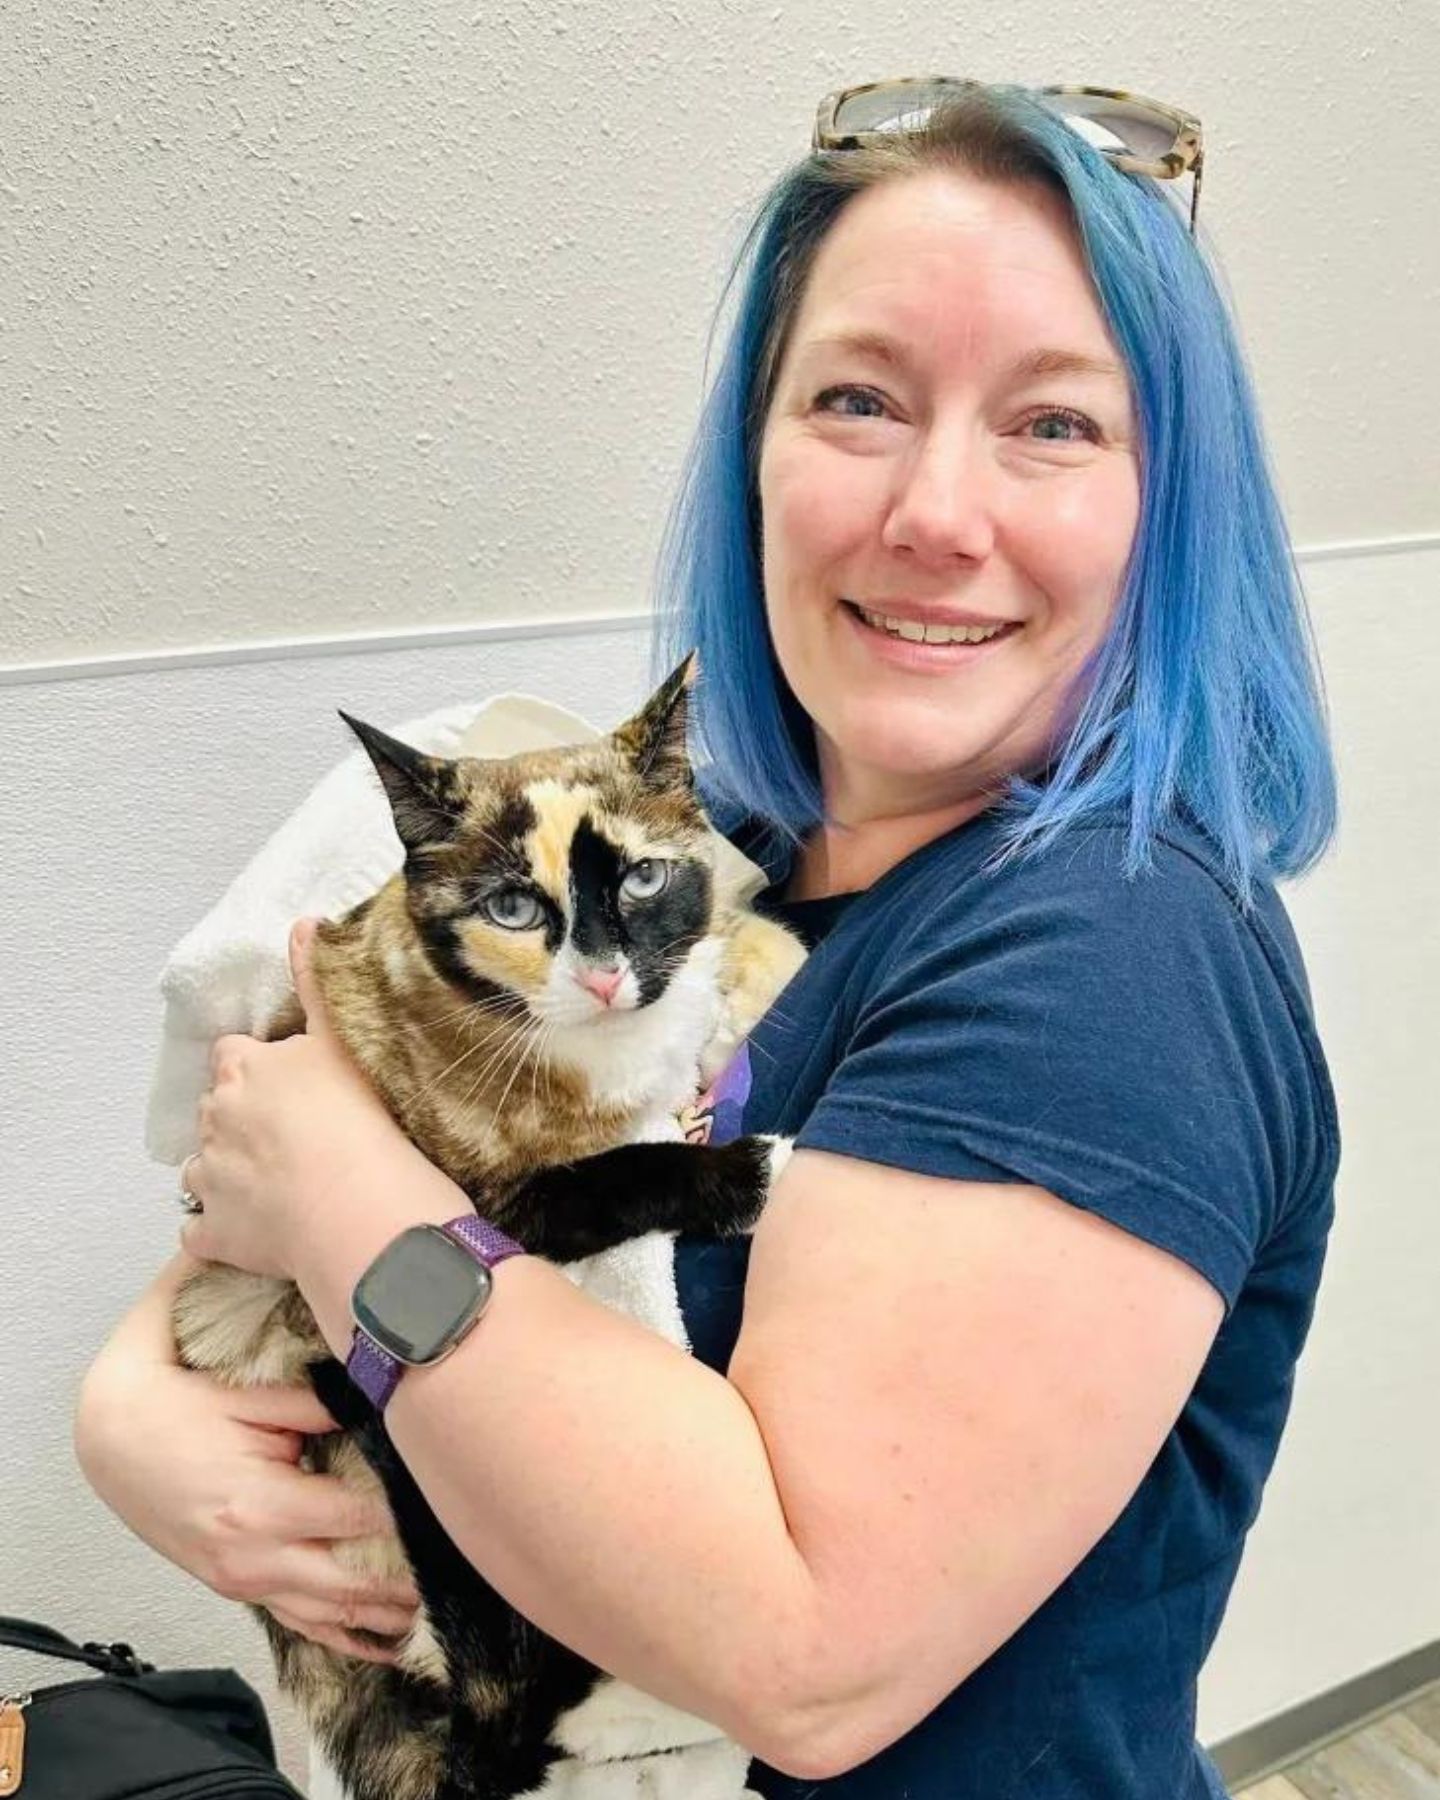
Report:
339,711,464,856
612,654,697,789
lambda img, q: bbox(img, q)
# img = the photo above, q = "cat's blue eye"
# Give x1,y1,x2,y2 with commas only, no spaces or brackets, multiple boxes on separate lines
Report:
484,888,544,930
620,859,670,902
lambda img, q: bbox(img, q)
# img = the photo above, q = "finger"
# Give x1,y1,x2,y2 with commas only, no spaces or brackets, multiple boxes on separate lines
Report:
179,1214,214,1261
228,1382,341,1436
273,1538,422,1614
209,1033,253,1082
267,1589,419,1638
288,918,336,1042
264,1603,403,1666
270,1467,406,1546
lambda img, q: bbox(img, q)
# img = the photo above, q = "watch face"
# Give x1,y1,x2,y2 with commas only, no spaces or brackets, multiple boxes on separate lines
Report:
352,1225,492,1364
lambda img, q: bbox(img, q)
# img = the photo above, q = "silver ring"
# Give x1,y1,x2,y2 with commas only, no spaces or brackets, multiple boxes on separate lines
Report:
178,1153,204,1215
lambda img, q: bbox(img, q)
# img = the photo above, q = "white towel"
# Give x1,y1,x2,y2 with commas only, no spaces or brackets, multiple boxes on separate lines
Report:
146,691,763,1800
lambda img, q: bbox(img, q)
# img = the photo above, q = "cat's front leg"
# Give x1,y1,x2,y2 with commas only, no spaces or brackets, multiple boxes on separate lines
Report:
488,1136,791,1263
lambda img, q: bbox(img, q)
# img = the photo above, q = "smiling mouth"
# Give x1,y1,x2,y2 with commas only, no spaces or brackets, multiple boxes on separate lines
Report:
843,601,1022,646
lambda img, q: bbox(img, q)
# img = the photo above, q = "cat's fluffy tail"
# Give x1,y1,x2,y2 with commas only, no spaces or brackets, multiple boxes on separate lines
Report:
265,1620,451,1800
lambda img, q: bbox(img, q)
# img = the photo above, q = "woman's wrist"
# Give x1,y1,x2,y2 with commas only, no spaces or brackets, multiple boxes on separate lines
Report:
289,1141,471,1359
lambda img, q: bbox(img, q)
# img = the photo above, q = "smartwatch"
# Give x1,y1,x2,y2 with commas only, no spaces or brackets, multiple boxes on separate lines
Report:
345,1215,525,1410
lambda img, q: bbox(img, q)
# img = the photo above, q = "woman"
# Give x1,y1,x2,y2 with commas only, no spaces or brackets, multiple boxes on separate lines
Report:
76,82,1339,1797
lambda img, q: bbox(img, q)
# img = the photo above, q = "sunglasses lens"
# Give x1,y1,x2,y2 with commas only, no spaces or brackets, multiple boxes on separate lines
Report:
830,80,967,138
1038,91,1180,165
824,82,1194,191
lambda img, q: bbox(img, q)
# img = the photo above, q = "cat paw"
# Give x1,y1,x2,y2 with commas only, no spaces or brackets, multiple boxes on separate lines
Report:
759,1134,794,1183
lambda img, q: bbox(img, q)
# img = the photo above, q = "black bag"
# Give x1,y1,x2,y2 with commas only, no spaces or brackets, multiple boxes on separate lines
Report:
0,1616,303,1798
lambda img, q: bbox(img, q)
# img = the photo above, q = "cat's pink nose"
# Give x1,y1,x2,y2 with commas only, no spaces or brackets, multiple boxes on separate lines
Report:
577,965,625,1006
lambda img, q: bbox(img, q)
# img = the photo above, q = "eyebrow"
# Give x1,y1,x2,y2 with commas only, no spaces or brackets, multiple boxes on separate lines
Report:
799,330,1124,384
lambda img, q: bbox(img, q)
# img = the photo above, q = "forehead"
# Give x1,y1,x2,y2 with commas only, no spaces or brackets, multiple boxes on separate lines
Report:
787,171,1117,374
465,770,701,906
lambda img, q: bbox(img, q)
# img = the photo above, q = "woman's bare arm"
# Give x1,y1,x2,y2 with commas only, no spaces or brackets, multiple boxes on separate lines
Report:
276,1144,1223,1779
74,1252,420,1661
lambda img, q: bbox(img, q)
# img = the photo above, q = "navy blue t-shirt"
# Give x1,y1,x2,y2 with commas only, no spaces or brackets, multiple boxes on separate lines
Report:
675,809,1338,1798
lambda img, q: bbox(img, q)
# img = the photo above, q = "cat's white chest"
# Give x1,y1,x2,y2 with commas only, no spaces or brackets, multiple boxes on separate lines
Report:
549,938,724,1123
530,1681,759,1797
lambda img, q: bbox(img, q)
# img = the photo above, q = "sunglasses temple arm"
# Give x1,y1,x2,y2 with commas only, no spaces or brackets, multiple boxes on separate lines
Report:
1189,149,1205,235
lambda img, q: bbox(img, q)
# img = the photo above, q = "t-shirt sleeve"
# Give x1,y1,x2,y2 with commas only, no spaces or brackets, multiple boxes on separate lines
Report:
794,833,1317,1312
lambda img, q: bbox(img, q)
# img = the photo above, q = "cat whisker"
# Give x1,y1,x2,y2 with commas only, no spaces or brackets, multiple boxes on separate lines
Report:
528,1018,558,1122
409,1011,536,1105
418,990,531,1033
456,1014,545,1116
491,1017,548,1127
453,1029,533,1113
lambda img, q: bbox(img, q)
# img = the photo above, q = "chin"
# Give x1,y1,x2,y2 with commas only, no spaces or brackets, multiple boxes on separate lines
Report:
826,706,995,789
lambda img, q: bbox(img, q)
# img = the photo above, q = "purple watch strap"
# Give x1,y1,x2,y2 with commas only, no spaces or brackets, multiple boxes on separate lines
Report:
443,1213,526,1268
346,1214,525,1411
347,1331,405,1410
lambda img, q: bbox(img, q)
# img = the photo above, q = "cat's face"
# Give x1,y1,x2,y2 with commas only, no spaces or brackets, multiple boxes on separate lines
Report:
344,663,718,1027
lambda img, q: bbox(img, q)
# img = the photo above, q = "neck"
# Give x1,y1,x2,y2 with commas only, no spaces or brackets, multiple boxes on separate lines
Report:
784,791,993,901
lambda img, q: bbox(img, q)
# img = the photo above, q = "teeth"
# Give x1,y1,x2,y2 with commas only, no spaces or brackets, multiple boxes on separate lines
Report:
854,605,1012,645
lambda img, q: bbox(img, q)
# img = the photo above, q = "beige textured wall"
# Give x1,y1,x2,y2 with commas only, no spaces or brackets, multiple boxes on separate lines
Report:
4,0,1438,665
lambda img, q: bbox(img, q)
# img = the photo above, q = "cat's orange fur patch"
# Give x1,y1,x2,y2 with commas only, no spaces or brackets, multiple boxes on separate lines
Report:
458,915,551,995
523,780,597,906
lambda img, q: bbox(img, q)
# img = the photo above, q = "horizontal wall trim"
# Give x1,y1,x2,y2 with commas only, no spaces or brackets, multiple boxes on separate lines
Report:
1294,528,1440,564
0,608,653,689
1206,1637,1440,1788
3,530,1437,690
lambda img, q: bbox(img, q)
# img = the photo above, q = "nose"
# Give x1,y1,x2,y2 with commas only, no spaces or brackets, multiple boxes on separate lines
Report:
880,428,996,564
576,964,625,1006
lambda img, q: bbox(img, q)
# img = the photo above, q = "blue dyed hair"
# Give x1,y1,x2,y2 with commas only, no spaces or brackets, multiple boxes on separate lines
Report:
654,84,1336,900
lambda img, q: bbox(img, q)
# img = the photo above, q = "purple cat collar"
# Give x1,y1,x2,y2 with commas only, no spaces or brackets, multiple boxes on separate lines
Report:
346,1214,525,1411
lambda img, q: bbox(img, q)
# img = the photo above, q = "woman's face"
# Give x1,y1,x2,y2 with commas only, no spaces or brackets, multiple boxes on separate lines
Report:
758,170,1141,821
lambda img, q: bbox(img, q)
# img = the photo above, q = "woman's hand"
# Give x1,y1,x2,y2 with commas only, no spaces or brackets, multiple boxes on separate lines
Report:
75,1258,421,1663
179,919,419,1282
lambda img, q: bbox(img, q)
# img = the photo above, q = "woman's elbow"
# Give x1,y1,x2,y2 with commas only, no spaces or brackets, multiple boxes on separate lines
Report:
72,1352,121,1493
749,1703,890,1783
739,1648,906,1782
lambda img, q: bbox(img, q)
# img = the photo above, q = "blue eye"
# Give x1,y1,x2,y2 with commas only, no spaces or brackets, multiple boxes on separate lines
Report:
620,859,670,901
484,888,543,930
1024,407,1099,443
815,384,888,419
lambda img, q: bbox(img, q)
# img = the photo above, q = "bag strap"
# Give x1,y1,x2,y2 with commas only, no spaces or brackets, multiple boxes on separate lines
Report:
0,1617,154,1676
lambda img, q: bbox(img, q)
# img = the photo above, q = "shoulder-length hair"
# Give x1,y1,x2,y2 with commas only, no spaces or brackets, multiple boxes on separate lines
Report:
654,84,1336,899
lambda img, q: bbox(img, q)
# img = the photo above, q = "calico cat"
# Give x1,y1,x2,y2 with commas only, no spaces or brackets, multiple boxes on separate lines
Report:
171,660,806,1800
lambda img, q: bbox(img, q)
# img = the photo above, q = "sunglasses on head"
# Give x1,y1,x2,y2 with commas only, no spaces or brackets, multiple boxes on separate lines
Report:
813,79,1205,233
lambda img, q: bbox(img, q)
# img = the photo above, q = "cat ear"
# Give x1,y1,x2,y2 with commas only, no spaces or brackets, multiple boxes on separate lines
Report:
613,654,696,789
339,712,464,855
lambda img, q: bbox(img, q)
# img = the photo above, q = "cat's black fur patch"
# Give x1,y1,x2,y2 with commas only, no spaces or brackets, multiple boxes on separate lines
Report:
341,712,467,862
483,790,542,869
310,1353,596,1800
496,1136,774,1256
628,857,712,1005
567,817,713,1005
567,816,627,962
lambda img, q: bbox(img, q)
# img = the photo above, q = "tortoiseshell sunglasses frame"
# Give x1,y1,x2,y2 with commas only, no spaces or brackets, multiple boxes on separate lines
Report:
812,78,1206,233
